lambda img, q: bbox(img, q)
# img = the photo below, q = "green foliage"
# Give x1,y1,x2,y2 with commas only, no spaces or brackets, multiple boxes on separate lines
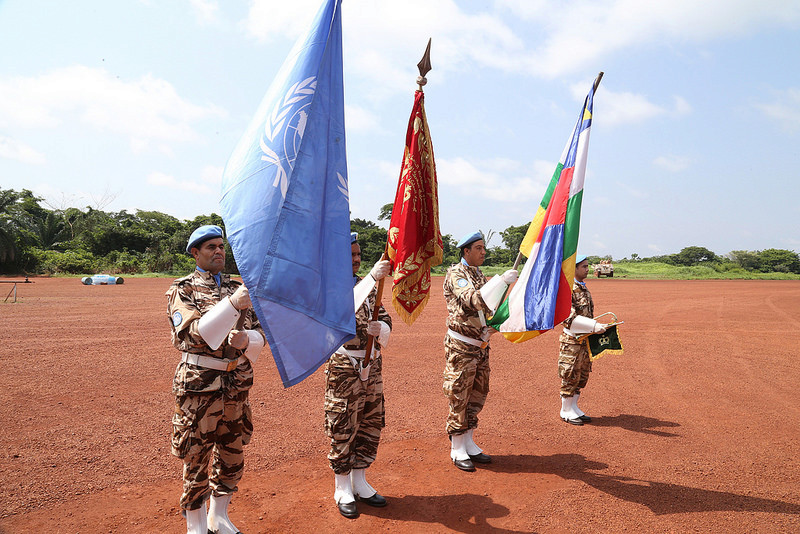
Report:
485,245,516,266
728,250,760,271
32,248,97,274
0,189,23,264
435,234,459,272
34,211,69,250
673,246,717,266
500,223,529,252
757,248,800,273
378,203,393,221
97,250,140,274
0,189,41,270
586,255,611,265
612,259,800,280
1,188,797,280
351,218,387,272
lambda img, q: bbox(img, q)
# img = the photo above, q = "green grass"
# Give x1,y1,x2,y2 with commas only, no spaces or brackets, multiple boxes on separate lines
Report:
434,262,800,280
602,262,800,280
40,263,797,281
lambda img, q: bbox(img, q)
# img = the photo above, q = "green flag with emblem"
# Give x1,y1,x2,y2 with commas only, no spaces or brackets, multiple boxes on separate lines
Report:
586,325,623,361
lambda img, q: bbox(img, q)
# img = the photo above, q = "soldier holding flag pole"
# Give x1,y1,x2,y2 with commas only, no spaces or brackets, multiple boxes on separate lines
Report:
166,225,265,534
443,232,518,471
323,233,392,518
323,37,444,518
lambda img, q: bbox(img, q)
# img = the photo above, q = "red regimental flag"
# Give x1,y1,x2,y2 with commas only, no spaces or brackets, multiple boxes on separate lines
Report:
386,90,443,325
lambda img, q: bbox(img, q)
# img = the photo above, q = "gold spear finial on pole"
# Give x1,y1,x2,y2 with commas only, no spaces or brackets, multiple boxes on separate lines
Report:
416,38,432,90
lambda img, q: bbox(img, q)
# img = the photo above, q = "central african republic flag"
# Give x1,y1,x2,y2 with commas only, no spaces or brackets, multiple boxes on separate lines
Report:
489,74,602,342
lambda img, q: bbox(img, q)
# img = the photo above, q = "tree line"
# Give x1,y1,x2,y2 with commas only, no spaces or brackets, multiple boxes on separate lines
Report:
1,188,798,276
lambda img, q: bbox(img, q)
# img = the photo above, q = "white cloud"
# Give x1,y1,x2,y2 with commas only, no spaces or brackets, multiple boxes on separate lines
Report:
653,154,690,172
567,79,691,126
0,136,45,165
594,87,668,126
756,87,800,131
588,235,608,252
147,171,215,195
200,165,224,186
673,96,692,116
189,0,220,25
647,243,662,253
243,0,528,101
614,180,649,199
436,156,550,202
242,0,800,109
0,66,227,152
345,104,381,134
243,0,320,41
497,0,800,78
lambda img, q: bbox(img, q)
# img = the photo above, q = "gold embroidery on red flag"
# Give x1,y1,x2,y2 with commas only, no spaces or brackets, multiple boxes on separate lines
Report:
387,91,442,325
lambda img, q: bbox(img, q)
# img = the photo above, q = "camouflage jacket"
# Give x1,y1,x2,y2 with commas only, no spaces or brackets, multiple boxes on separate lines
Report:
443,261,492,341
341,275,392,353
166,268,264,396
560,280,594,345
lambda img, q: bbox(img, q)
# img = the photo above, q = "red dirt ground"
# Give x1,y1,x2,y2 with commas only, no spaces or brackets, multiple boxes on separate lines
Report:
1,276,799,533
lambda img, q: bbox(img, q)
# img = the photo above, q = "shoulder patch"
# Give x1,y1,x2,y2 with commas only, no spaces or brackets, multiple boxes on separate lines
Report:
457,278,468,288
172,311,183,327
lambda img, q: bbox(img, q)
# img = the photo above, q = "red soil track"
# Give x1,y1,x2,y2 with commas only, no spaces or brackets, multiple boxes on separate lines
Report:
1,277,799,533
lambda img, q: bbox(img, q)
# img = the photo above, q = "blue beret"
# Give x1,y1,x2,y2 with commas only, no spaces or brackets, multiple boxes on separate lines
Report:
351,232,358,243
456,231,483,249
575,255,588,265
186,225,223,253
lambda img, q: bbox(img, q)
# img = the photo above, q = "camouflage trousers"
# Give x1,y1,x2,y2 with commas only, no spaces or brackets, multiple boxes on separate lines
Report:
324,352,385,475
443,335,490,435
558,339,592,397
171,390,252,510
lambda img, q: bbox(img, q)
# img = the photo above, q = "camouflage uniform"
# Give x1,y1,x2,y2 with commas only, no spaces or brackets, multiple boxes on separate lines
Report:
558,280,594,397
324,277,391,475
442,260,493,436
166,268,263,511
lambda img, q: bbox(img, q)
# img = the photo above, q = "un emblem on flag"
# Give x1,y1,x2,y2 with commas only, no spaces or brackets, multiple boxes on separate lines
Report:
260,76,317,199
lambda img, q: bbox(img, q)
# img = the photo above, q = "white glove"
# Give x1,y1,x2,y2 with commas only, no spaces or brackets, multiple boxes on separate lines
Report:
228,329,249,349
366,321,382,337
593,323,609,334
501,269,518,284
370,260,391,281
230,285,252,310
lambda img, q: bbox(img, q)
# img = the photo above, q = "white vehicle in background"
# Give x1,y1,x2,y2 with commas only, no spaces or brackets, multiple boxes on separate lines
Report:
81,274,124,285
593,260,614,278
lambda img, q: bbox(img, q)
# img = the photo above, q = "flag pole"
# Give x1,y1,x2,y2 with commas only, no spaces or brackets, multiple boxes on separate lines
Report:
362,38,433,368
593,71,604,91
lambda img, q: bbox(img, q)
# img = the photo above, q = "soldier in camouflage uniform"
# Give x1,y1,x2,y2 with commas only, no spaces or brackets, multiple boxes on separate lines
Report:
558,255,608,426
324,232,392,519
166,225,265,534
443,231,517,472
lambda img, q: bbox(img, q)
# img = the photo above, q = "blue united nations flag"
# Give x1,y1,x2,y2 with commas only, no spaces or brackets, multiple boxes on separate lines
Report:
220,0,353,387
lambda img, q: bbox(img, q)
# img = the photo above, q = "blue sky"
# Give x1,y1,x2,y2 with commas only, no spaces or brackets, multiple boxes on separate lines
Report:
1,0,799,259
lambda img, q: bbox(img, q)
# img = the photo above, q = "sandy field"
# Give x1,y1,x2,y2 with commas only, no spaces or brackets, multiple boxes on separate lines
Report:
1,276,799,533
